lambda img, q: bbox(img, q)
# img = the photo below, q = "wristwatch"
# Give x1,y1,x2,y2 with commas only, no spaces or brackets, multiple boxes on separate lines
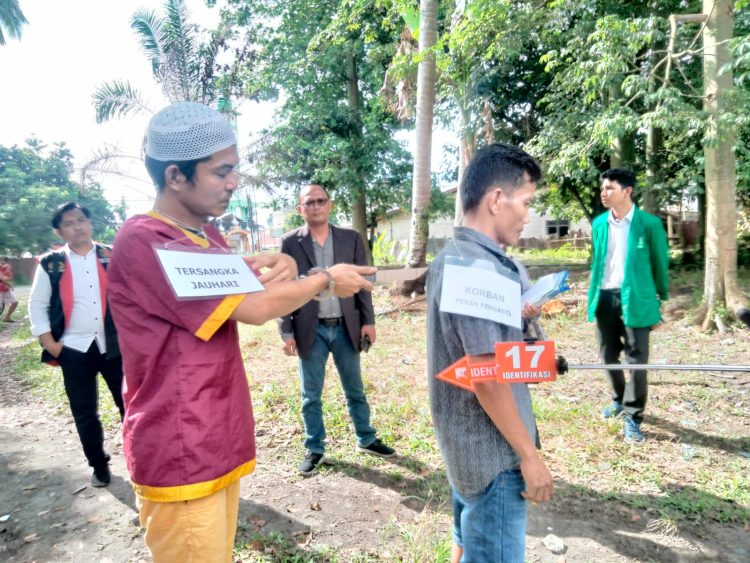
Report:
308,267,335,301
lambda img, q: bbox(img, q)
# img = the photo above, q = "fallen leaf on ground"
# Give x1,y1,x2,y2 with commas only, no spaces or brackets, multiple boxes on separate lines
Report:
23,533,38,542
309,501,322,511
542,299,565,315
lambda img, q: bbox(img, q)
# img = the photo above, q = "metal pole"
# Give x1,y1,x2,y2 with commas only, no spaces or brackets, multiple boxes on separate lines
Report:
566,363,750,372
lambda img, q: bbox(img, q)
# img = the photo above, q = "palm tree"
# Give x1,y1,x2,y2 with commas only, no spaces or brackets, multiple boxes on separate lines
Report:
403,0,438,294
0,0,28,45
93,0,223,123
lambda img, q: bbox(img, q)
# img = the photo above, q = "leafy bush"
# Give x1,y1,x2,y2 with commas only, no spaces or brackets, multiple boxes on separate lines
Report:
372,232,407,266
512,243,589,262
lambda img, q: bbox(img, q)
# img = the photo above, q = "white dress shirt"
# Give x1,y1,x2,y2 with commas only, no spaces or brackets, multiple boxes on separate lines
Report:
601,205,634,290
29,244,107,354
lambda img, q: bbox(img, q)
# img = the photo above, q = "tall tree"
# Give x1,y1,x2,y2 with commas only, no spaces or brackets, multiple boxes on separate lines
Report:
0,141,121,255
92,0,225,123
381,1,549,223
698,0,750,328
440,0,545,222
0,0,27,45
403,0,437,293
219,0,413,256
526,1,701,222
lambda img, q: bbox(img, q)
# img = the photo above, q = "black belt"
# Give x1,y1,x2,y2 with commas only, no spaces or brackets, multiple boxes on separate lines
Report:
319,318,341,327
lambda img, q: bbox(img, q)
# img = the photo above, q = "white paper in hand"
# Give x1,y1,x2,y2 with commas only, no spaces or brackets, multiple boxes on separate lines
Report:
523,271,569,307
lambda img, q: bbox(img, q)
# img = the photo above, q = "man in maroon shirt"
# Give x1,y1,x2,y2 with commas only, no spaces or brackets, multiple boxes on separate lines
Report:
108,101,375,563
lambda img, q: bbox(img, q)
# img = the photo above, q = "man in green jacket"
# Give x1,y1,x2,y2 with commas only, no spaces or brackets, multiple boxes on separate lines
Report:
587,168,669,442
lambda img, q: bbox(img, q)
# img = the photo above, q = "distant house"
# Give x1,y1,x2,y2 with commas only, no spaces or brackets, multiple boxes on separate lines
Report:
375,208,592,254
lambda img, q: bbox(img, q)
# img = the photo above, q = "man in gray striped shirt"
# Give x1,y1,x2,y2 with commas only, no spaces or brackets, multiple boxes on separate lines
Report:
427,143,553,562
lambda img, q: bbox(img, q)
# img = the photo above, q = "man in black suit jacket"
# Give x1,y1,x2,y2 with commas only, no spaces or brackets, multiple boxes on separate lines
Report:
280,184,395,476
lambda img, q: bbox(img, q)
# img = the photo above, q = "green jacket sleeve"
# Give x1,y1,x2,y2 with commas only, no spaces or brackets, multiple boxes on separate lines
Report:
648,216,670,301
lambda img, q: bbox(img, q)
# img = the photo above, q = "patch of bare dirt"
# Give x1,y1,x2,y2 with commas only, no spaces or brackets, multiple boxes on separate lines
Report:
1,297,748,562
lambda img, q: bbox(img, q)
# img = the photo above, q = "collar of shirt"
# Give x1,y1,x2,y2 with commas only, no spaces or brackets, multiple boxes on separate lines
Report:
61,243,97,259
453,226,509,260
608,205,635,226
310,226,332,246
451,226,521,280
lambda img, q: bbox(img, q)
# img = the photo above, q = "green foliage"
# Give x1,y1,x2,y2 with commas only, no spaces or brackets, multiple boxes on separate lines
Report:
282,211,304,233
525,0,750,221
234,532,342,562
218,0,413,225
93,0,228,123
92,80,149,124
513,243,590,264
0,140,120,255
0,0,28,45
371,232,406,266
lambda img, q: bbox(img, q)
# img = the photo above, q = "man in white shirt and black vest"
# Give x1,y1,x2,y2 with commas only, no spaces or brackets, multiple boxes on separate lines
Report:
28,202,124,487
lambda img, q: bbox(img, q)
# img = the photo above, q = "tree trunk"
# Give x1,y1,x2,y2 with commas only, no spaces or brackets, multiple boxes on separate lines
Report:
454,109,476,227
610,131,635,169
644,48,664,214
696,187,706,256
643,124,663,213
609,81,635,168
401,0,438,295
345,51,372,264
698,0,749,329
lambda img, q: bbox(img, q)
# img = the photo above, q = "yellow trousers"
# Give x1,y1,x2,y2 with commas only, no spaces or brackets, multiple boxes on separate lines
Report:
138,480,240,563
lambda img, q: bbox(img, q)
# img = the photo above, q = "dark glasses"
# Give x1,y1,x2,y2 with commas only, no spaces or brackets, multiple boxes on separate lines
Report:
301,198,329,209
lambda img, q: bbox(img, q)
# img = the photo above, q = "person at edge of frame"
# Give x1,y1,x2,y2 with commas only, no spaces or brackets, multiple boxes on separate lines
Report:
0,256,19,322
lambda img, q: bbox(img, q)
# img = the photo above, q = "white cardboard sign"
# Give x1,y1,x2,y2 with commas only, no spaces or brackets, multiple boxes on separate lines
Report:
439,262,522,329
155,248,264,298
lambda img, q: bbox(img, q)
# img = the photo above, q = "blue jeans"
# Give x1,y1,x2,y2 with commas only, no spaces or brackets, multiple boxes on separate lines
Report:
299,323,376,453
452,470,527,563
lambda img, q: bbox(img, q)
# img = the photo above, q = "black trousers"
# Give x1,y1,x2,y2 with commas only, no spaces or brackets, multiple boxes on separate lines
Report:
58,342,124,469
595,289,651,423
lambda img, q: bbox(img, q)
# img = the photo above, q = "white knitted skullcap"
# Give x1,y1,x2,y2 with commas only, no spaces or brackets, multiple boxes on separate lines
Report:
145,101,236,161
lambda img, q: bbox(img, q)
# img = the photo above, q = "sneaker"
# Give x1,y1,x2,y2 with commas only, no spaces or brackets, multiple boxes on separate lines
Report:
601,401,623,419
91,464,111,487
356,438,395,458
298,451,327,477
623,418,644,443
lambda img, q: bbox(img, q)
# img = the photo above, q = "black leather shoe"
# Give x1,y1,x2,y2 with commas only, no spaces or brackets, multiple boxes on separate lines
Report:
91,464,111,487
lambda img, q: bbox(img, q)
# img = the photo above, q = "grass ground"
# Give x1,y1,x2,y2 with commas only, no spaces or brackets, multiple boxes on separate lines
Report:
8,264,750,561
